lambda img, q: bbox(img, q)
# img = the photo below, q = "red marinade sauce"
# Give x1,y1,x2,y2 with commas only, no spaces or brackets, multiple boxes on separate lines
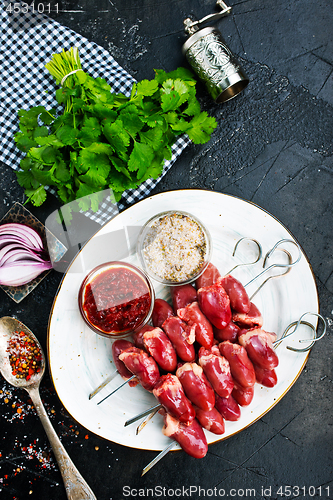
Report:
83,267,151,333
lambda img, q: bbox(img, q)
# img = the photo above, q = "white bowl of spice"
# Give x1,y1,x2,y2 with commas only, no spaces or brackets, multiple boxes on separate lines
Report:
137,210,212,285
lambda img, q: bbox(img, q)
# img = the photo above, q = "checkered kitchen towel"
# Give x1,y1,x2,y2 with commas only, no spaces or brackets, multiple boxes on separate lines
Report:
0,4,190,224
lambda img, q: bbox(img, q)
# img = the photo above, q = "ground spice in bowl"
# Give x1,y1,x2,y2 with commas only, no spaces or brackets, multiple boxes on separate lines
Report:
137,211,211,285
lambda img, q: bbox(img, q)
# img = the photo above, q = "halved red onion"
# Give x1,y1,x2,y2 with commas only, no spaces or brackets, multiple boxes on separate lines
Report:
0,222,52,286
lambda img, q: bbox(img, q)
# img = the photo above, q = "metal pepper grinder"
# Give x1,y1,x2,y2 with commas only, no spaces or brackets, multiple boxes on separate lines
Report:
182,0,249,103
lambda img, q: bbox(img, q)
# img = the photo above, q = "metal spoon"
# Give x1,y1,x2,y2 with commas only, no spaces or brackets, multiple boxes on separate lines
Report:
0,316,97,500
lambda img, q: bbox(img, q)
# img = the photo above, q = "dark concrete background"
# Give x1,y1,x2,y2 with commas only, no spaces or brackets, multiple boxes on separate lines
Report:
0,1,332,499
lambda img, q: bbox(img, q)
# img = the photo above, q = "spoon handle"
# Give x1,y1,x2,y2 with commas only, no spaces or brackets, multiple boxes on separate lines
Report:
28,386,97,500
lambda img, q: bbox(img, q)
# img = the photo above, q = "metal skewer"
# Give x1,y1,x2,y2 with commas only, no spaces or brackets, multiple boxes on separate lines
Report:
124,403,161,427
141,441,176,477
97,374,136,405
244,239,301,293
136,405,161,435
225,237,262,275
273,312,326,352
89,370,119,399
247,247,293,300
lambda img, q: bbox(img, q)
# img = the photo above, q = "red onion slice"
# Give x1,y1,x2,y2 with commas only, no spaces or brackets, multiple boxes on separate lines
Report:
0,260,53,286
0,234,44,253
0,223,43,249
0,243,31,266
0,247,48,266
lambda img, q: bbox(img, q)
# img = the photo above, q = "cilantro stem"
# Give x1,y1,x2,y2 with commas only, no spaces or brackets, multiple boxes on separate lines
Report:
45,109,56,120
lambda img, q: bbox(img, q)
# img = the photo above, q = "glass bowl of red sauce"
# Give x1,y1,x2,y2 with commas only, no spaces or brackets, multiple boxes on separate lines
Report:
78,261,155,338
137,210,212,286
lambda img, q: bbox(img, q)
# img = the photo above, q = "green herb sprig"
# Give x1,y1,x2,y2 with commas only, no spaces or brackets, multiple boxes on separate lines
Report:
14,47,217,211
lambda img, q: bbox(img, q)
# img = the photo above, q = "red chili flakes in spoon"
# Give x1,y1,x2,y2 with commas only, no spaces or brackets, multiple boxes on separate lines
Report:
7,330,42,381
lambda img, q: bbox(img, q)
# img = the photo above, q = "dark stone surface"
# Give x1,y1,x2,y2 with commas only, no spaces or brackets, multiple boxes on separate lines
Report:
0,1,332,499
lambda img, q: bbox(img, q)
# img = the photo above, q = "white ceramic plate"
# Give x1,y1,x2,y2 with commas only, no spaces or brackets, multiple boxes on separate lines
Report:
48,190,318,451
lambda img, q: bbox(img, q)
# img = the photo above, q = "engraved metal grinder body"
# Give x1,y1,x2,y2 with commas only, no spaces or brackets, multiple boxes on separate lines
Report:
182,1,249,103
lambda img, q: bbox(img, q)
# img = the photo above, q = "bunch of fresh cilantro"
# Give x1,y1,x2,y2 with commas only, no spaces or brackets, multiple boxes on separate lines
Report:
14,47,217,211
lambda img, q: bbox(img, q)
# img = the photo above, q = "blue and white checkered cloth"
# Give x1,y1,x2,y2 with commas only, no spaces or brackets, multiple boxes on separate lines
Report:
0,4,190,224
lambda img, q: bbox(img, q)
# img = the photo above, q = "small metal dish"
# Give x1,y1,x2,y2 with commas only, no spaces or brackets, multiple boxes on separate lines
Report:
137,210,212,286
78,261,155,338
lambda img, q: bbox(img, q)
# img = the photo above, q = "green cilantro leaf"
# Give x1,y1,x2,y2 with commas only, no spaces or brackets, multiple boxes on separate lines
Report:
55,159,71,183
15,134,38,153
139,126,164,151
78,152,110,187
183,95,201,116
85,142,114,155
93,77,112,92
41,146,57,164
31,165,56,186
141,111,167,129
135,79,159,97
187,112,217,144
76,180,100,199
161,89,181,112
103,120,130,158
77,149,95,174
19,157,35,171
118,112,144,136
153,69,168,85
76,71,88,85
161,79,174,94
174,79,190,106
56,125,77,146
57,185,74,204
56,88,68,105
33,126,49,139
40,110,55,125
17,106,46,130
108,170,138,193
72,98,86,112
128,141,154,178
25,185,48,207
27,146,56,164
165,67,196,84
78,117,102,146
140,154,165,181
169,117,192,133
109,156,132,180
35,134,64,148
16,169,37,189
90,104,117,121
